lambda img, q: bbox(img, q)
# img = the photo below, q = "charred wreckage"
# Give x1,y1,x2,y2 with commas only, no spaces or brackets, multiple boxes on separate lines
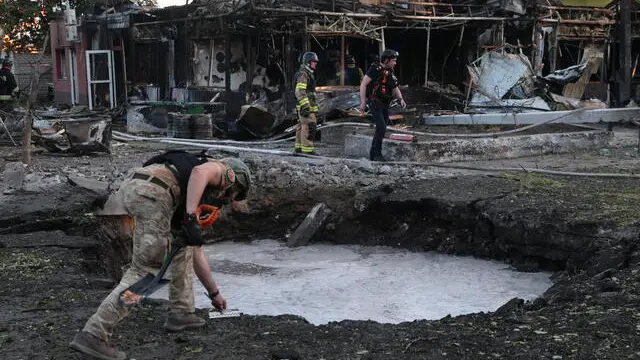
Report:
1,0,638,153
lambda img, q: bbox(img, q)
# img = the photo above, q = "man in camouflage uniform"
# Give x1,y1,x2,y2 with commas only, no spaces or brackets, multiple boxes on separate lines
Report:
70,151,252,360
294,52,320,154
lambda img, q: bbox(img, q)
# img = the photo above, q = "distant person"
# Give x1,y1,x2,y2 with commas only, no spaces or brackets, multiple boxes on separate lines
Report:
344,55,364,86
327,60,341,86
327,56,363,86
359,49,406,162
0,58,19,112
293,52,320,154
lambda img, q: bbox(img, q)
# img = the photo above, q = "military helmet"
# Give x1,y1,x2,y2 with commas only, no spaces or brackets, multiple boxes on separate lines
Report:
1,58,12,68
380,49,399,63
346,54,356,65
301,52,319,66
222,157,252,201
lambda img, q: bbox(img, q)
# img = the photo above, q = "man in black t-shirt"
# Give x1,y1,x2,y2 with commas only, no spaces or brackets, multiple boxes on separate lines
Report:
358,49,406,162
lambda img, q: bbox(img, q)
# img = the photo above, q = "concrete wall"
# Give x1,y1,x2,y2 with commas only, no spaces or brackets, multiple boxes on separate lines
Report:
344,131,613,163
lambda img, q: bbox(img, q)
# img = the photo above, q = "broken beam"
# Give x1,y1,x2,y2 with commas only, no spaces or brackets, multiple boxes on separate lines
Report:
287,203,332,247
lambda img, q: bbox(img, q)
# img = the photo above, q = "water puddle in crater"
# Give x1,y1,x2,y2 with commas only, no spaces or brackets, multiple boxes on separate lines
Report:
150,239,552,325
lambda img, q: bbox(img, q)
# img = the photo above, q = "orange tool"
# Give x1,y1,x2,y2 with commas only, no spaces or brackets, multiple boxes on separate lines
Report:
196,204,221,229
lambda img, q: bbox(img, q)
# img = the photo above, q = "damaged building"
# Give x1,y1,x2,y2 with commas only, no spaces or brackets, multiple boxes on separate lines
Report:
47,0,639,139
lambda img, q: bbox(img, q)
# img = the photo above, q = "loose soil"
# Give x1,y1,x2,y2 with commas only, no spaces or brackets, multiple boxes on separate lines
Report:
1,141,640,360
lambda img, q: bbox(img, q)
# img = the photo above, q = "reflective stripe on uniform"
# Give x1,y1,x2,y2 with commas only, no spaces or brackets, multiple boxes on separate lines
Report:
301,146,314,153
0,95,11,100
298,98,310,106
295,83,307,90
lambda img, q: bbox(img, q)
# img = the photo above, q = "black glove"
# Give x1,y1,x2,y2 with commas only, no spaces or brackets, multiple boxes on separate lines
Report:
181,213,203,246
299,107,311,117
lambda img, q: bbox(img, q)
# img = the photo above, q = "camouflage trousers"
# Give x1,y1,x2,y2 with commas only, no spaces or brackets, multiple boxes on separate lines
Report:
83,177,195,342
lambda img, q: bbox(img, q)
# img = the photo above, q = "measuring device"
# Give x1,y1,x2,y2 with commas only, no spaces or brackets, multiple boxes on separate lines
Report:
208,309,242,319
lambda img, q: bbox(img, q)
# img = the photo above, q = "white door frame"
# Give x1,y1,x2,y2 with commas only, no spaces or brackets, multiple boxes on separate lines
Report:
85,50,116,110
67,48,80,104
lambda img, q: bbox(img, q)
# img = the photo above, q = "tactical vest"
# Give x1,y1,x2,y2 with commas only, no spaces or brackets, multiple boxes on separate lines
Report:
294,67,319,113
367,64,397,104
143,150,231,228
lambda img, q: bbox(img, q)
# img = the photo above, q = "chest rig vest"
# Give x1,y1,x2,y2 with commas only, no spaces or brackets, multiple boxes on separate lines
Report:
143,150,233,228
367,64,397,104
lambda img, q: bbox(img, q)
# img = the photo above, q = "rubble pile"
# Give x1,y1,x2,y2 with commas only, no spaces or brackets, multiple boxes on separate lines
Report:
31,107,113,154
465,46,610,114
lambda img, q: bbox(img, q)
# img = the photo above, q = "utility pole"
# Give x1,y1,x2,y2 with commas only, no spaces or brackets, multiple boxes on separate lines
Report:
22,33,50,165
617,0,632,106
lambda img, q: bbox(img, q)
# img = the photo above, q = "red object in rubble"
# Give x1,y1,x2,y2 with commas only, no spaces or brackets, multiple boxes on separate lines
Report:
389,133,417,142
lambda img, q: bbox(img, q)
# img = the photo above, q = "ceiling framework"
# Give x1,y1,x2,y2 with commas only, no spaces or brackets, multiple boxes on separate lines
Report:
537,4,616,41
306,15,384,41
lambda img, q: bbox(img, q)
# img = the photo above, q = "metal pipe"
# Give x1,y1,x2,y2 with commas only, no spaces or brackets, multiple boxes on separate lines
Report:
541,5,614,13
252,7,382,18
399,15,512,21
340,36,345,86
133,13,229,26
538,19,616,25
424,20,431,87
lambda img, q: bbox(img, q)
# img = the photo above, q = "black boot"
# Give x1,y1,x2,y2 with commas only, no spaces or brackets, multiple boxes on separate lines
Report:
370,154,386,162
69,331,126,360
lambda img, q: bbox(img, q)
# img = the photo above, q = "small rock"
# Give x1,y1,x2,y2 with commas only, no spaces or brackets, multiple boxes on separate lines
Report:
599,148,611,157
67,175,110,194
510,330,524,342
494,298,524,316
378,165,392,174
267,167,280,176
357,158,375,173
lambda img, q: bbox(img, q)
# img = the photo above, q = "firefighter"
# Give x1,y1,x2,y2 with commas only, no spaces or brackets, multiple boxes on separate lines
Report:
294,52,320,154
0,58,19,112
358,49,406,162
344,55,364,86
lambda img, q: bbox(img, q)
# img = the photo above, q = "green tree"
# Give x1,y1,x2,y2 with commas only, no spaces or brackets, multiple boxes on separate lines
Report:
1,0,156,53
1,0,53,52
